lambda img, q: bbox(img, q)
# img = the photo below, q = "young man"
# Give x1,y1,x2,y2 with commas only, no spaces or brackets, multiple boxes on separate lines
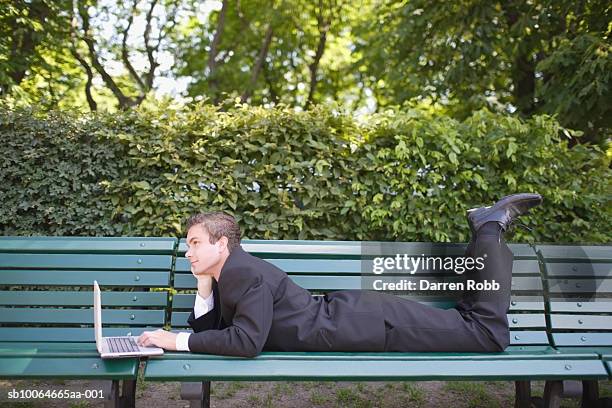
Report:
137,193,542,357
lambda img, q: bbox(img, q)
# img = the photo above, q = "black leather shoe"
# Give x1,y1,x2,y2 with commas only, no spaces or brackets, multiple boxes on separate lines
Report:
467,193,543,233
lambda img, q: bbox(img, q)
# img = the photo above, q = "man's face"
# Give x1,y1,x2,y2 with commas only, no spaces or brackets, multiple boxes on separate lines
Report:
185,225,223,277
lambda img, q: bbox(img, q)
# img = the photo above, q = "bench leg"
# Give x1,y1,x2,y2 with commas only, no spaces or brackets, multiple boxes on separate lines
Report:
103,380,120,408
180,381,211,408
514,380,543,408
120,379,136,408
543,380,563,408
100,379,136,408
581,380,599,408
543,380,606,408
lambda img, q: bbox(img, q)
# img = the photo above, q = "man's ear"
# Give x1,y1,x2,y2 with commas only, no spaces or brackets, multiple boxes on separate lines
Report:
217,236,229,254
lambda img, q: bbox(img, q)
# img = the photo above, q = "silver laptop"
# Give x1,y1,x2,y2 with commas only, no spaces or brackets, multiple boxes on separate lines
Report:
93,281,164,359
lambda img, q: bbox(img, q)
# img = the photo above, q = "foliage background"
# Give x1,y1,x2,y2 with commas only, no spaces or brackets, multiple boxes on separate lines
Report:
1,1,609,244
1,102,609,244
1,0,610,145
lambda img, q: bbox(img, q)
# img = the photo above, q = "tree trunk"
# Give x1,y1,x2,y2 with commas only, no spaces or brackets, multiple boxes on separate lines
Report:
241,24,274,103
208,0,229,103
502,1,536,116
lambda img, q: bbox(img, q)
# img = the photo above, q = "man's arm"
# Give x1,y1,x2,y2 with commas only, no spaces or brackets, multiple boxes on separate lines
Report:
175,288,214,350
187,275,273,357
186,276,222,333
138,277,217,351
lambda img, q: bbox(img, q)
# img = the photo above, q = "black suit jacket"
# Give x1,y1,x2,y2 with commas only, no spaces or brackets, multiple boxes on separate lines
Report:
186,245,386,357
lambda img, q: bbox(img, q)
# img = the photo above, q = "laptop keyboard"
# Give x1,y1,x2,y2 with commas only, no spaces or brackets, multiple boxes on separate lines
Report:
106,337,140,353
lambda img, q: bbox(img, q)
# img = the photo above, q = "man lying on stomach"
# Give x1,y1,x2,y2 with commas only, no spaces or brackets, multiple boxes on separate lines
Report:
137,193,542,357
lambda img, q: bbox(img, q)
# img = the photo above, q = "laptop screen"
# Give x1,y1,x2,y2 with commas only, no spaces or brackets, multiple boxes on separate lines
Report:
93,281,103,352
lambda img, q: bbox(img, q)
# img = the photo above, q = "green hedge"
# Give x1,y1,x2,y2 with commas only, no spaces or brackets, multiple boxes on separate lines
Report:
0,102,609,243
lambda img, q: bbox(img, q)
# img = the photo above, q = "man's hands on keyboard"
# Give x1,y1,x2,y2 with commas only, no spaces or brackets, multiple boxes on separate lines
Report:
137,329,178,350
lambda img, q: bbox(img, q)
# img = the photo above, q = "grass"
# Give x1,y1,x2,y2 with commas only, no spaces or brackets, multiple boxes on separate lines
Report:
136,364,147,396
68,402,90,408
246,389,273,407
443,381,496,408
310,389,331,405
401,382,426,406
272,382,293,396
335,386,372,408
601,380,612,397
212,381,246,399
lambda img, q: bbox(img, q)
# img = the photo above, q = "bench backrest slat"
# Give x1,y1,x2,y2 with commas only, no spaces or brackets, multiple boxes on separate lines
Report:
0,253,173,270
0,291,167,307
538,244,612,349
0,327,152,342
0,237,175,254
0,270,170,286
0,237,175,343
0,308,165,325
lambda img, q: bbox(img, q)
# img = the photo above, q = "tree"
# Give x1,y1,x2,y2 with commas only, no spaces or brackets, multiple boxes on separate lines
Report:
172,0,360,107
70,0,181,110
353,0,611,145
0,0,77,103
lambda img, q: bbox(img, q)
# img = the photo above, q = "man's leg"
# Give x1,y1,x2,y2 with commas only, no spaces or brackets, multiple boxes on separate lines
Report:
381,222,512,352
381,193,541,352
454,222,513,350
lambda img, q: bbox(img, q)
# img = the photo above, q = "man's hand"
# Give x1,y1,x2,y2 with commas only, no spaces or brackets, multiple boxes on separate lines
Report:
197,275,213,299
137,329,177,350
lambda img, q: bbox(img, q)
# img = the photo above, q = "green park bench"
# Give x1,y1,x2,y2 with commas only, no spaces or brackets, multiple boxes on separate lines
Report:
144,239,609,408
0,236,176,408
537,244,612,407
2,236,609,408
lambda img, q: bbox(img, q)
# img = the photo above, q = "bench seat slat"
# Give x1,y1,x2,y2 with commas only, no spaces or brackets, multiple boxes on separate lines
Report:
0,342,105,356
149,347,596,360
0,357,138,379
144,356,606,381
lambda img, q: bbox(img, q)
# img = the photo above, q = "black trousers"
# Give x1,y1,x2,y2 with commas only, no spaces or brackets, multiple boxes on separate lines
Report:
380,229,513,352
